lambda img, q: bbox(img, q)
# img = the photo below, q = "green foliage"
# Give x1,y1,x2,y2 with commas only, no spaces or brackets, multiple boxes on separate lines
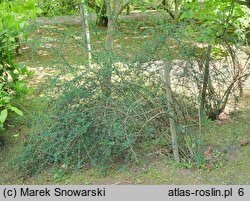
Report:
0,0,39,129
0,0,40,34
181,0,250,44
0,31,27,129
38,0,80,16
178,0,250,119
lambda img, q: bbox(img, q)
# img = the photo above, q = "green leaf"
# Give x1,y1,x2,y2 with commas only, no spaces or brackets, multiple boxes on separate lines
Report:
0,123,4,131
0,109,8,123
13,134,20,137
9,106,23,116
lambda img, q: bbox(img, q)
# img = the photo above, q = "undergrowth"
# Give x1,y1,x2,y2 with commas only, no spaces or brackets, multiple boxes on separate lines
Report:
13,15,250,178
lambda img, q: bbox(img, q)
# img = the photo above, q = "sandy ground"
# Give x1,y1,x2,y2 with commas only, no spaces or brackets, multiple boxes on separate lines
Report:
36,10,160,25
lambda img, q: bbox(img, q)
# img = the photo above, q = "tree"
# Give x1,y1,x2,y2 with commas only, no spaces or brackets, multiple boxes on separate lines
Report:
181,0,250,119
105,0,130,49
97,0,130,97
164,61,180,163
87,0,109,27
80,0,92,66
160,0,184,20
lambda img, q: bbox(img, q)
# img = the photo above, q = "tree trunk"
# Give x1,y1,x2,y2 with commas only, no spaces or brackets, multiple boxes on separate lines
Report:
106,18,115,50
160,0,175,20
80,1,92,66
126,4,130,15
96,15,108,27
164,61,180,163
174,0,182,20
200,44,212,115
100,0,130,97
15,37,21,55
100,17,116,98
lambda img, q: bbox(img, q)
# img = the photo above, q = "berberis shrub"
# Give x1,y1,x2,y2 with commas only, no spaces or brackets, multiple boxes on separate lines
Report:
17,59,174,175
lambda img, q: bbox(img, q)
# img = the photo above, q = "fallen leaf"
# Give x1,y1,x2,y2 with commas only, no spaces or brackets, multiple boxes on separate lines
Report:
205,163,212,172
240,136,250,147
204,146,212,160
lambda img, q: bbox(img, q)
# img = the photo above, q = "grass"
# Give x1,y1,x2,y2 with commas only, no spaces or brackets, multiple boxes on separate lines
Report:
0,15,249,185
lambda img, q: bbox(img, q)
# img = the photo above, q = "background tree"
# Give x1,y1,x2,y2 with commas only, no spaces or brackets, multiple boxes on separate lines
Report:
97,0,131,97
87,0,109,26
80,0,92,65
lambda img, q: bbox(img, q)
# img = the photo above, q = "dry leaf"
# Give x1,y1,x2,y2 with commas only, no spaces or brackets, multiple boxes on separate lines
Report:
204,147,212,160
240,136,250,147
